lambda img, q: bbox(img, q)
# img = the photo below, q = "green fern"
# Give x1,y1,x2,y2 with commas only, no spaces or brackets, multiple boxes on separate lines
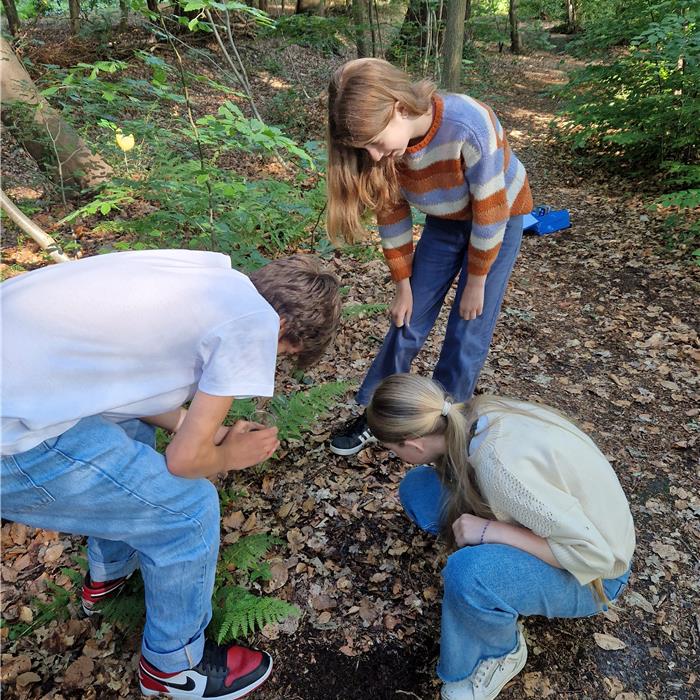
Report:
220,534,281,581
342,303,388,318
269,381,350,441
100,575,146,632
210,585,299,644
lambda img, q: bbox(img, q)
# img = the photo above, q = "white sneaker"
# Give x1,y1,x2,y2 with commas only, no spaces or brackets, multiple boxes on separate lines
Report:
441,627,528,700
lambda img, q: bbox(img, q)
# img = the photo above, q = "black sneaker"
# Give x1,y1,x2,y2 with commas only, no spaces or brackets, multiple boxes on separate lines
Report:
329,411,377,456
139,638,272,699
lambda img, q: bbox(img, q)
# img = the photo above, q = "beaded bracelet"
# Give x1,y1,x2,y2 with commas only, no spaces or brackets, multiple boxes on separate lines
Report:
479,521,491,545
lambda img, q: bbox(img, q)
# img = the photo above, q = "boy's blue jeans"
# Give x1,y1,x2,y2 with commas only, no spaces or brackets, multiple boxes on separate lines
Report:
399,465,631,682
0,416,219,673
357,215,524,406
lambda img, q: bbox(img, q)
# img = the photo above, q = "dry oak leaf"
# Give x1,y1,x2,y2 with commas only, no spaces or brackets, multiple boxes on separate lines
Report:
0,654,32,682
15,672,41,688
594,633,627,651
522,671,555,698
63,655,95,688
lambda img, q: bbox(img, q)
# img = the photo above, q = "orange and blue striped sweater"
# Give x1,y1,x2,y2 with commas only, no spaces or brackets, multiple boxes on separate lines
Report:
377,93,533,281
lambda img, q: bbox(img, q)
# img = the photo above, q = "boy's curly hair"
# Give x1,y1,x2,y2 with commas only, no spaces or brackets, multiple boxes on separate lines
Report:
249,254,341,368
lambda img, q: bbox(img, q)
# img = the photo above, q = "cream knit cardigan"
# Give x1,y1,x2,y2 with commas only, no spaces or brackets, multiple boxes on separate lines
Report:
471,400,635,585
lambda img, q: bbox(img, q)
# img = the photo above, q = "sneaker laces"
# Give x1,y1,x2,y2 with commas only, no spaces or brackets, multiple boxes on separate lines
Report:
196,640,228,674
472,656,501,689
336,412,368,437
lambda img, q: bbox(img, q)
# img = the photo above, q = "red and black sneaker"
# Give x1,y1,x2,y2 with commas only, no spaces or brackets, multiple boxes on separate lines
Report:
81,572,131,617
139,639,273,699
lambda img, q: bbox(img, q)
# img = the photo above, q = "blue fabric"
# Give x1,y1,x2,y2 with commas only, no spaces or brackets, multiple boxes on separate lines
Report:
1,416,219,673
398,465,631,682
357,215,523,405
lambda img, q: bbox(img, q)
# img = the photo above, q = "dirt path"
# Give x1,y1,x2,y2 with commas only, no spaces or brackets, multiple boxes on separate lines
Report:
1,44,698,700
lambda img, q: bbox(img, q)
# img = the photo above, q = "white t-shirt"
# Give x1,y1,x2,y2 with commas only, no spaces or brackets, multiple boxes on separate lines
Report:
1,250,279,455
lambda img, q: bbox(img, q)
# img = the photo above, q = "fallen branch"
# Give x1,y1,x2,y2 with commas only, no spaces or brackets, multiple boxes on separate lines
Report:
0,189,70,263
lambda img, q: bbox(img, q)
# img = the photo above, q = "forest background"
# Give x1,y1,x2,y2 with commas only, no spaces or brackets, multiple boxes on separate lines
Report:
0,0,698,698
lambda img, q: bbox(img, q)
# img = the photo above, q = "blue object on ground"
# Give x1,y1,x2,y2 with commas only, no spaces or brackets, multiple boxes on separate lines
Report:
524,206,571,235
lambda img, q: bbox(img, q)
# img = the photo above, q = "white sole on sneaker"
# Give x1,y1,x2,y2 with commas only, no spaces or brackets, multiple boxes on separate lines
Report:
329,436,377,456
139,656,273,700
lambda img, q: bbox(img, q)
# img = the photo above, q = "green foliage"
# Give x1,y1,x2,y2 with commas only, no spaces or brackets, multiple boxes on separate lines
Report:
210,585,299,643
342,302,389,318
211,533,299,643
269,381,350,442
554,2,699,254
220,533,281,581
268,14,350,56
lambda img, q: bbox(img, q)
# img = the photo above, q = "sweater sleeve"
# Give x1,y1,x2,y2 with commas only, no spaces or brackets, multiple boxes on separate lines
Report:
462,110,509,277
480,448,623,585
376,198,414,282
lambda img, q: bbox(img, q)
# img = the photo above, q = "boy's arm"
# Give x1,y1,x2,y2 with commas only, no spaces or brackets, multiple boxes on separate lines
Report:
145,391,279,478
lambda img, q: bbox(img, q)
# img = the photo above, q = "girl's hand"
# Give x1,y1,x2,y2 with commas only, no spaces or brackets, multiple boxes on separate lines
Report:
391,278,413,328
459,274,486,320
452,514,493,547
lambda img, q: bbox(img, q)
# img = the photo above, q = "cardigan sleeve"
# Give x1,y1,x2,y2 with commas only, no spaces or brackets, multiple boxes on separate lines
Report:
479,447,624,585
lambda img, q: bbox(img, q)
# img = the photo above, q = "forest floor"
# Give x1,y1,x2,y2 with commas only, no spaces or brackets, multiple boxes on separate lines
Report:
1,17,699,700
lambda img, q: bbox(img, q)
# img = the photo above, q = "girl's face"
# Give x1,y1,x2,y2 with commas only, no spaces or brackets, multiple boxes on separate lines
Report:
363,106,417,162
384,434,446,464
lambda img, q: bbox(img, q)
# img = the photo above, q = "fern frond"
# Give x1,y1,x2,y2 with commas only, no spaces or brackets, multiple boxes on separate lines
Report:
342,303,388,318
211,586,299,644
220,534,282,574
270,381,349,441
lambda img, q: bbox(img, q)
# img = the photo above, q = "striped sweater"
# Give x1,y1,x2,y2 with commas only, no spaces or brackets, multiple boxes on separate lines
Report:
377,93,533,281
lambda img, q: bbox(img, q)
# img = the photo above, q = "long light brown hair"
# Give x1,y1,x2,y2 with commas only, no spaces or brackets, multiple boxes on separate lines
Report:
366,373,610,605
326,59,435,244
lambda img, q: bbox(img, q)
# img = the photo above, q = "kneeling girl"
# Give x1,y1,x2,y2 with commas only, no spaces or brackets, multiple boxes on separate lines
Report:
366,374,635,700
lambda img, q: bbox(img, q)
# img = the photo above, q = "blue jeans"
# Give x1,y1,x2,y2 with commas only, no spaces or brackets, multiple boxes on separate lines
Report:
0,416,219,673
399,466,631,682
357,215,523,405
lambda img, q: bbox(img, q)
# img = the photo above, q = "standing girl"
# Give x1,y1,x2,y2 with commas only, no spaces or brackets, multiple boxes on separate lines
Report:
366,374,635,700
327,58,533,455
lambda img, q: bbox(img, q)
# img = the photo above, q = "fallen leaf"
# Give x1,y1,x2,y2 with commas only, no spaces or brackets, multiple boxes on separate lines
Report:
594,633,627,651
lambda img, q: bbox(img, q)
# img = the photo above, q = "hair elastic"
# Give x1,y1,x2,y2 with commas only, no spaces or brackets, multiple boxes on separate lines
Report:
441,400,452,417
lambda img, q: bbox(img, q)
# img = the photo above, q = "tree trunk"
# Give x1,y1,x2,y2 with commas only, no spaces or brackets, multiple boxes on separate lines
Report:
119,0,129,30
564,0,579,33
295,0,322,13
146,0,160,14
0,37,113,192
351,0,370,58
509,0,521,54
1,0,21,36
258,0,268,11
442,0,468,91
393,0,430,53
68,0,80,34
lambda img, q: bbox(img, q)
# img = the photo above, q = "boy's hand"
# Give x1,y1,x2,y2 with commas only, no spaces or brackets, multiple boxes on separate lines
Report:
221,420,279,470
452,514,492,547
459,274,486,320
391,278,413,328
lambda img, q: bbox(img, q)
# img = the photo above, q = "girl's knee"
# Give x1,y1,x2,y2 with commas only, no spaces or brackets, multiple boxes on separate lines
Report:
399,465,440,506
442,546,500,598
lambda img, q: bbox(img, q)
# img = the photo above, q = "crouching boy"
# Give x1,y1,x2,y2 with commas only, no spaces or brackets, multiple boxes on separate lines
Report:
1,250,341,699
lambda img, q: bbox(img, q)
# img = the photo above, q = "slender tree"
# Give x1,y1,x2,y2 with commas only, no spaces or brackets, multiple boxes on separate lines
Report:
68,0,80,34
442,0,468,91
509,0,521,53
352,0,371,57
1,0,21,36
564,0,579,33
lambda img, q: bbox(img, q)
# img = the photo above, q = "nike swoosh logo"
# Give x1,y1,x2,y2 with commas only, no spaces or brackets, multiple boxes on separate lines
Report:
162,676,196,691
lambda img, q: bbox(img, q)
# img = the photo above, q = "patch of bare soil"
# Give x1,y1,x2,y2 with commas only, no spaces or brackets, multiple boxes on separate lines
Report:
1,27,698,700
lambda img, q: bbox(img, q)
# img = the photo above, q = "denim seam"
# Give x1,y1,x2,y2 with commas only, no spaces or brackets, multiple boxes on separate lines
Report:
43,444,213,554
2,454,55,509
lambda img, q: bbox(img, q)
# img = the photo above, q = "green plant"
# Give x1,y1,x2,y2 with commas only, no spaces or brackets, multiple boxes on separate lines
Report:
269,381,350,442
342,302,389,318
211,533,299,643
267,14,350,56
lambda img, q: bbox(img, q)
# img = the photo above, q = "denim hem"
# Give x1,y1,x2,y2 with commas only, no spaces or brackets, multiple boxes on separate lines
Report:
436,628,520,683
141,632,205,673
89,552,140,582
